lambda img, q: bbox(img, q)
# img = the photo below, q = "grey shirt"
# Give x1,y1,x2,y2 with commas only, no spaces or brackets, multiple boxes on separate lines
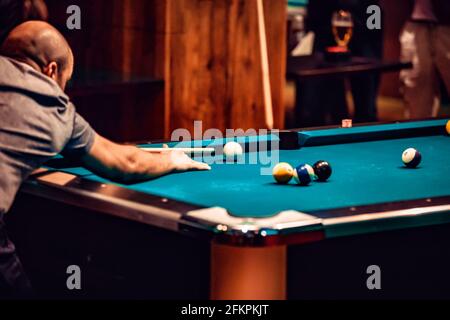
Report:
0,56,96,214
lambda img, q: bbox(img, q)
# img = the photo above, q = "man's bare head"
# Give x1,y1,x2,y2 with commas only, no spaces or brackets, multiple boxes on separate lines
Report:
1,20,73,90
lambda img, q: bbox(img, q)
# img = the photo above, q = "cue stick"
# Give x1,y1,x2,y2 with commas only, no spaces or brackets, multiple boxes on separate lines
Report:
256,0,274,129
140,147,215,154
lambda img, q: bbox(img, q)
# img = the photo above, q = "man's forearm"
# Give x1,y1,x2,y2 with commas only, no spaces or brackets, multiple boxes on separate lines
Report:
81,134,210,183
81,135,175,183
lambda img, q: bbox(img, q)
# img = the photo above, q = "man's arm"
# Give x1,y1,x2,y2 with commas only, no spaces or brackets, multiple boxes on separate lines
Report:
81,134,211,183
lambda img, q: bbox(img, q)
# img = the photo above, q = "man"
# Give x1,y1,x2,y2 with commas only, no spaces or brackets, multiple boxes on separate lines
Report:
0,21,210,297
400,0,450,118
0,0,48,44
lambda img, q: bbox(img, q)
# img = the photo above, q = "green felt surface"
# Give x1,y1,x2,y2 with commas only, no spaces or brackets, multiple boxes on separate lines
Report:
52,132,450,218
298,119,448,146
301,119,447,138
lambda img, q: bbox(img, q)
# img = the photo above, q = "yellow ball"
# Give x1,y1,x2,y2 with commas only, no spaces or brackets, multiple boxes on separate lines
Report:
272,162,294,184
446,120,450,135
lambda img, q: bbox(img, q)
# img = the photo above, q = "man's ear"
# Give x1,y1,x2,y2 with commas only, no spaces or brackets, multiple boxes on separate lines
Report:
42,62,58,81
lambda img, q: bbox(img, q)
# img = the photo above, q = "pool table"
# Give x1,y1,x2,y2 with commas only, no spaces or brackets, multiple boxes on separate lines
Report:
8,119,450,299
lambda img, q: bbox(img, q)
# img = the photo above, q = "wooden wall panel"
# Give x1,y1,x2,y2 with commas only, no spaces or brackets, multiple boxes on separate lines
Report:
45,0,287,140
46,0,164,75
168,0,228,134
265,0,287,129
45,0,167,141
168,0,287,134
226,0,266,130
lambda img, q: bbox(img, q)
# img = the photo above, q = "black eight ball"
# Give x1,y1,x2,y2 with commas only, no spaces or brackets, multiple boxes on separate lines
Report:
313,160,332,181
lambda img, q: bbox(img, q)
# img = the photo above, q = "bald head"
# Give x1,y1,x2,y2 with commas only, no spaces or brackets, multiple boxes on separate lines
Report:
1,21,73,90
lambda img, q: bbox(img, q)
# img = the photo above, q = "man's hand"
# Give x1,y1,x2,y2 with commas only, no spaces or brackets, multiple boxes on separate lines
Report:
167,149,211,172
81,134,210,183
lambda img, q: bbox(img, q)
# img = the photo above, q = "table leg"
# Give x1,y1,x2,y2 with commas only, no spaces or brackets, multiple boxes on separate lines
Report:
210,243,287,300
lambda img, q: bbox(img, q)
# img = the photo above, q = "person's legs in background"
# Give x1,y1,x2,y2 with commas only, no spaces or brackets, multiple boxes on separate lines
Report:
350,73,380,123
400,22,440,119
294,80,327,127
0,214,32,299
343,0,383,123
349,35,383,123
295,78,348,127
434,26,450,104
293,0,348,127
323,79,348,124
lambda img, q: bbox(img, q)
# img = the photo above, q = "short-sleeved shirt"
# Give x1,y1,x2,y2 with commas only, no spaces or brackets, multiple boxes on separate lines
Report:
0,56,96,214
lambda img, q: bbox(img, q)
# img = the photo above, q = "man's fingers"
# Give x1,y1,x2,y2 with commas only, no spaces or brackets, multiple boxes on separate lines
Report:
190,160,211,171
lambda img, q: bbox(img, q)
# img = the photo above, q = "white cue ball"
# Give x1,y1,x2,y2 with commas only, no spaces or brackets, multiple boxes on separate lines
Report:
223,141,243,159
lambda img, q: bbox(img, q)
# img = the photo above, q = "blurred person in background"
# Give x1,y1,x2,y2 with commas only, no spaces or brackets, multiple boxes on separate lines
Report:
400,0,450,119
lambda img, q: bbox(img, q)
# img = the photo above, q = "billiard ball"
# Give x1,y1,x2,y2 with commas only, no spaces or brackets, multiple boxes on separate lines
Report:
402,148,422,168
446,120,450,135
272,162,294,184
313,160,332,182
293,164,316,186
223,141,243,159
